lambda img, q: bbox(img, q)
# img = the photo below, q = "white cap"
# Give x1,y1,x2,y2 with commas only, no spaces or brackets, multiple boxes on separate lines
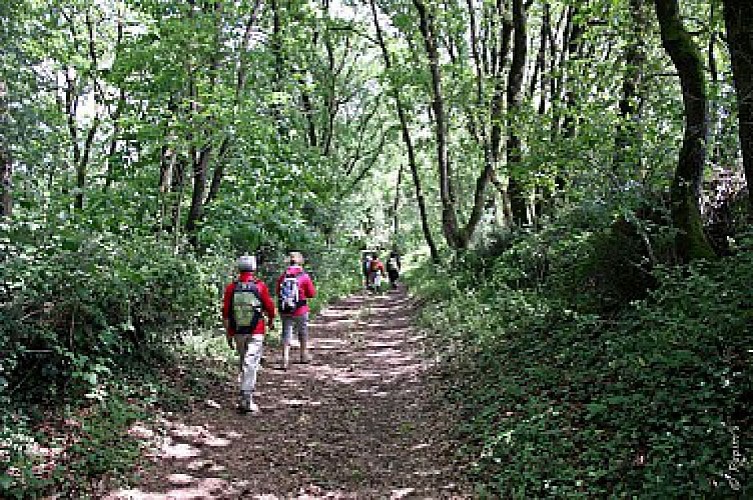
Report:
237,255,257,271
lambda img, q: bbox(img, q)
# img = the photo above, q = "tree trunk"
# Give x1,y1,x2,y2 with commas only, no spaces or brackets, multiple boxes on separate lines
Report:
204,0,263,207
391,163,404,237
370,0,439,262
614,0,646,180
185,147,211,236
0,79,10,217
722,0,753,219
414,0,462,248
506,0,528,226
654,0,716,261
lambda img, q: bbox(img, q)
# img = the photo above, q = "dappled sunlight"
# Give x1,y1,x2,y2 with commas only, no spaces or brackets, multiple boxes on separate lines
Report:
313,338,348,348
159,442,202,460
104,286,469,498
186,459,227,473
279,398,323,407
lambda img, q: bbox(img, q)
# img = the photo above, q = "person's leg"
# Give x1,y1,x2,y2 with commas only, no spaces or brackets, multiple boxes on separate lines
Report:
280,315,293,369
297,314,310,362
389,270,399,289
239,334,264,412
234,334,250,409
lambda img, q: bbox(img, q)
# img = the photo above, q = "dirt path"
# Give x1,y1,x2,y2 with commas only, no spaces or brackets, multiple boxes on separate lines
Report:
105,286,471,499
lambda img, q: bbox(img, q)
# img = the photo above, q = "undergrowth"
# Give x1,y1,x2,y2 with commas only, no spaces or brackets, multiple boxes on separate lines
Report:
410,219,752,497
0,228,361,498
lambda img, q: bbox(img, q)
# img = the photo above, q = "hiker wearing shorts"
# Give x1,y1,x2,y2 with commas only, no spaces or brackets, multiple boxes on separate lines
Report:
276,252,317,370
222,255,276,413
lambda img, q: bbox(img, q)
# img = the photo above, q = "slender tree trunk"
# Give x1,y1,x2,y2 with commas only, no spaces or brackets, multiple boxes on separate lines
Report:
414,0,461,248
0,79,11,217
614,0,645,180
391,164,404,237
204,0,263,207
655,0,716,261
370,0,439,262
561,8,583,140
507,0,528,226
708,0,721,168
270,0,287,137
722,0,753,219
185,147,211,236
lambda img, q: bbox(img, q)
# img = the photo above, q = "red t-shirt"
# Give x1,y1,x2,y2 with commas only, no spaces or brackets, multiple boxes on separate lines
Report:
370,259,385,274
275,266,317,316
222,272,276,336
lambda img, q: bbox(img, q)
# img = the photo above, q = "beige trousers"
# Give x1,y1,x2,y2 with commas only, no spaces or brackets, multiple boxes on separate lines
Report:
235,333,264,393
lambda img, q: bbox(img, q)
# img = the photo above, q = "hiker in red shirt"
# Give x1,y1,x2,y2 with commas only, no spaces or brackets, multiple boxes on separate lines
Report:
368,253,386,292
276,251,317,369
222,255,276,413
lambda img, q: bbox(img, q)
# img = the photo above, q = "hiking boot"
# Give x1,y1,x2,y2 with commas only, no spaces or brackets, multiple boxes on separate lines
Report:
237,392,259,414
247,400,259,413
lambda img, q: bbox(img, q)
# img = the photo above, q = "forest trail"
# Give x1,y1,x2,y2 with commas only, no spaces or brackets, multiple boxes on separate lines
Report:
105,286,471,499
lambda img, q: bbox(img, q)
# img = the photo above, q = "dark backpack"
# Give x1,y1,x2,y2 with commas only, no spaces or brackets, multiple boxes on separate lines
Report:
230,280,263,334
387,257,399,271
279,272,306,314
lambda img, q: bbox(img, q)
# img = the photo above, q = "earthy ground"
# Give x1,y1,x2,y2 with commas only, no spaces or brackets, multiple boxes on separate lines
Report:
104,286,472,499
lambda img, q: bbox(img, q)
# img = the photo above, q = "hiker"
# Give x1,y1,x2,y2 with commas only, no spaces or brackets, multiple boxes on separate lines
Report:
387,250,401,290
362,252,373,290
369,252,387,292
276,251,317,369
222,255,276,413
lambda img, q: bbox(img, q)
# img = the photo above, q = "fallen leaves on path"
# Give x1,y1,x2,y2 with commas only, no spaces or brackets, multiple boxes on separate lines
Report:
104,287,471,499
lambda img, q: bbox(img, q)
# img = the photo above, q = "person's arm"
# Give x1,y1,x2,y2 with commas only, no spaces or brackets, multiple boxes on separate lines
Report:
222,283,235,348
259,282,276,328
303,274,316,299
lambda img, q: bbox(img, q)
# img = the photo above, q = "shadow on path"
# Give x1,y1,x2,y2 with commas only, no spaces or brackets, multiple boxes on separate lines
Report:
105,286,469,499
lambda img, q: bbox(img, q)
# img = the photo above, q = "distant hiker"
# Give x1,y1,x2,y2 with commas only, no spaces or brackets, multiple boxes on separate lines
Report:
387,250,401,290
222,255,276,414
362,252,373,290
368,253,387,292
276,251,317,369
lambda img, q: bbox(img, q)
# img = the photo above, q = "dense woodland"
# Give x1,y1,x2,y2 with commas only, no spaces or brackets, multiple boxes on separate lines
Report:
1,0,751,496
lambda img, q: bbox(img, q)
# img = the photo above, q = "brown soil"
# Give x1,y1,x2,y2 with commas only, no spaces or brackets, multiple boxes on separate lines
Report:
103,286,472,499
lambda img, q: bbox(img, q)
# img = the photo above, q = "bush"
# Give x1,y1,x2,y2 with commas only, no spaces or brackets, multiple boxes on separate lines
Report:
0,223,217,404
410,231,753,496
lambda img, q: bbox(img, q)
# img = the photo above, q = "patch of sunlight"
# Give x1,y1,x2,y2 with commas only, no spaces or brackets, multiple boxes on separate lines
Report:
104,489,166,499
390,488,416,499
280,398,322,406
186,459,226,473
160,442,202,459
127,423,154,439
202,436,232,447
414,468,443,476
168,473,195,485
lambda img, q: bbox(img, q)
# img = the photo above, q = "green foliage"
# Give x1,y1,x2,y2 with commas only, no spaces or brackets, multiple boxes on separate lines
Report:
0,391,145,498
410,228,753,496
0,216,218,404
